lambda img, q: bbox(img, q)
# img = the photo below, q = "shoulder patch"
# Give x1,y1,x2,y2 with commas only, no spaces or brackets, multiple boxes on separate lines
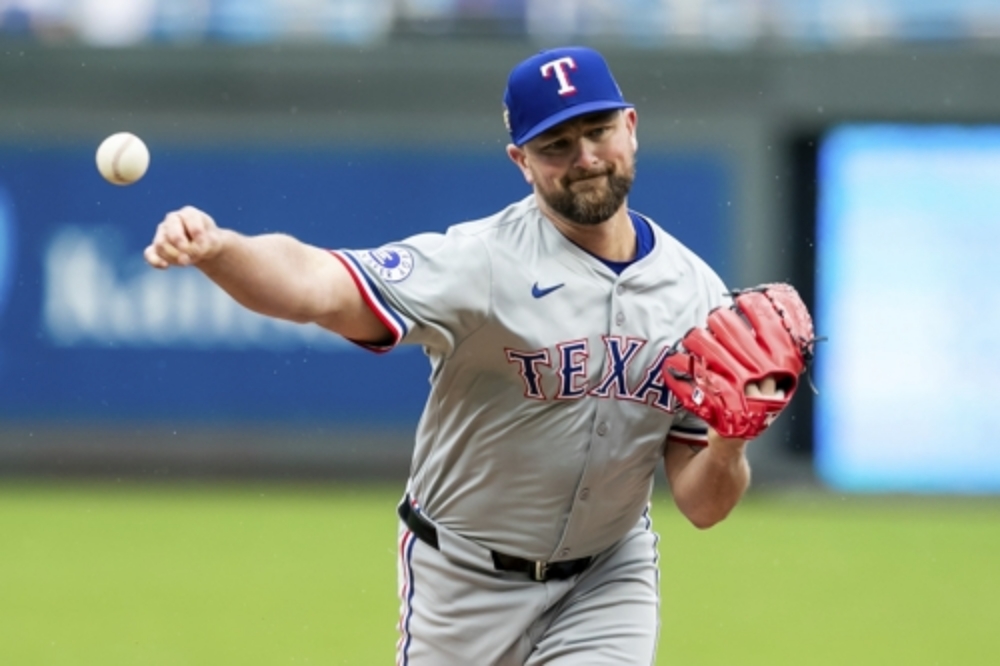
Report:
362,246,415,283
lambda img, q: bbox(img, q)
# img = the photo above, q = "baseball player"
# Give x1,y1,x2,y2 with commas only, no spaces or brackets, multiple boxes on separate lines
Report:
145,46,811,665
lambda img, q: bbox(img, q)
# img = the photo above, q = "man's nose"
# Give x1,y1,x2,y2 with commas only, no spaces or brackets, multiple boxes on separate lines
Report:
572,139,601,169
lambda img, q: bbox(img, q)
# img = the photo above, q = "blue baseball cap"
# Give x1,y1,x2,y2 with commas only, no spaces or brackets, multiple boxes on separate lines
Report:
503,46,633,146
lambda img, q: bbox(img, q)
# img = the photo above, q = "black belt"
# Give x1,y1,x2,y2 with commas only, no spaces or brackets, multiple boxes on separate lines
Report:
397,497,593,582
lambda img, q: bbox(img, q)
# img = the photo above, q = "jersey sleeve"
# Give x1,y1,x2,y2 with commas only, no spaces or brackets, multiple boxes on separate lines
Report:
666,249,732,447
667,412,710,447
331,227,492,355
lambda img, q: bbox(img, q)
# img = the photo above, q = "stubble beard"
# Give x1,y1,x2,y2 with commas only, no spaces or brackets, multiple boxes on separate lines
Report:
540,160,636,227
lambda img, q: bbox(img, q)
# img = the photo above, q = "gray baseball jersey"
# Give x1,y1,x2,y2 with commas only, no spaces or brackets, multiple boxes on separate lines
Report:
332,194,728,664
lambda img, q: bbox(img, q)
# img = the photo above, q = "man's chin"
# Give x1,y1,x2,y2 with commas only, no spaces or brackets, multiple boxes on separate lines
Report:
569,183,612,206
539,182,629,226
575,191,616,212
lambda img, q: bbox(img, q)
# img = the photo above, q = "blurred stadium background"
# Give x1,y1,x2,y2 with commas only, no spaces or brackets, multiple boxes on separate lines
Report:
2,1,1000,665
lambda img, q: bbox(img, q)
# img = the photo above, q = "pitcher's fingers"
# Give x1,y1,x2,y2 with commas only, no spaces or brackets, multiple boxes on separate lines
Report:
760,377,777,395
180,206,213,237
152,230,194,266
187,220,218,257
144,244,170,269
745,382,762,397
151,226,183,262
161,212,196,256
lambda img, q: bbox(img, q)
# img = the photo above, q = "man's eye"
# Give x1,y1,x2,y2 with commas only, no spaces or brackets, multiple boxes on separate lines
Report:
543,140,568,152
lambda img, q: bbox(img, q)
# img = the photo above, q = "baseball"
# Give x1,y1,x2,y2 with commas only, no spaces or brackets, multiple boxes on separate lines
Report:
96,132,150,185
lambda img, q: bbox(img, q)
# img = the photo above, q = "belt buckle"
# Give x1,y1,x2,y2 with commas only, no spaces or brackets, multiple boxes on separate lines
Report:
532,560,548,582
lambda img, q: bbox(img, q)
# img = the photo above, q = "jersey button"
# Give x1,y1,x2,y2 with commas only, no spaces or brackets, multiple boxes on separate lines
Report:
579,488,590,500
559,548,571,558
615,312,625,326
616,285,625,296
596,422,608,436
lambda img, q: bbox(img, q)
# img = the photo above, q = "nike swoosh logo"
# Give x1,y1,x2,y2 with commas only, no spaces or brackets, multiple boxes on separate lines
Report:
531,282,565,299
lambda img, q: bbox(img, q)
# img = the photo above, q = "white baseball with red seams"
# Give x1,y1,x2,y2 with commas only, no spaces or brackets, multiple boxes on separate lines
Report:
95,132,149,185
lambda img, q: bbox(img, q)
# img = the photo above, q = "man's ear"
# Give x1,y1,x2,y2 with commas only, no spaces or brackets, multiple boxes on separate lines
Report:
625,108,638,152
506,144,534,185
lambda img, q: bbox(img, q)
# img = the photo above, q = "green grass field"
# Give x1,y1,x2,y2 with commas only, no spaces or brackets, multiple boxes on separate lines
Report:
2,482,999,665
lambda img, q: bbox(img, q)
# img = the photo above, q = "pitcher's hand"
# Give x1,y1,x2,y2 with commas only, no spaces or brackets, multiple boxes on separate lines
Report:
145,206,226,269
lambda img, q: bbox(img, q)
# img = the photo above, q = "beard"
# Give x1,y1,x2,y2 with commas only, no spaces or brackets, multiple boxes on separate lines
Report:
539,160,636,227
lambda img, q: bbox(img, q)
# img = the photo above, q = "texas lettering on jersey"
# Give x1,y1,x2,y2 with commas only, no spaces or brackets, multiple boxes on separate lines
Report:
505,335,677,411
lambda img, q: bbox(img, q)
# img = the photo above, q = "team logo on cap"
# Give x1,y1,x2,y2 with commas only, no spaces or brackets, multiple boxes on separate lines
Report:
363,246,414,282
540,56,578,96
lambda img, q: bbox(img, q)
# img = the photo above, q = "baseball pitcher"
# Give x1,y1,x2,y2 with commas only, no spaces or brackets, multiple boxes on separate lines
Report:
145,46,816,666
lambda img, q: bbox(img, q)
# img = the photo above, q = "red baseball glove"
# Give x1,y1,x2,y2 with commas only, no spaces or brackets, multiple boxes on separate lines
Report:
661,283,818,440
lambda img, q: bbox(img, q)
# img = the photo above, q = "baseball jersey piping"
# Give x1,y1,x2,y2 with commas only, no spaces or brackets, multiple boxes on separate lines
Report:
643,505,662,666
666,424,709,446
329,250,408,350
395,530,418,665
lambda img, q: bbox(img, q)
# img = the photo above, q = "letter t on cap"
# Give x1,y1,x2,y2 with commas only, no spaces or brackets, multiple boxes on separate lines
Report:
540,57,578,96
